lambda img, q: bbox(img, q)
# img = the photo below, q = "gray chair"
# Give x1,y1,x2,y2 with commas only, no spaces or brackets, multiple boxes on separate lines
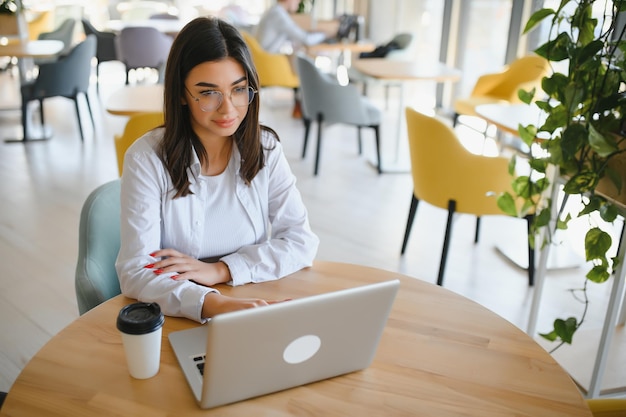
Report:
75,179,122,315
36,18,76,64
116,26,173,84
20,34,96,142
296,54,382,176
81,18,118,92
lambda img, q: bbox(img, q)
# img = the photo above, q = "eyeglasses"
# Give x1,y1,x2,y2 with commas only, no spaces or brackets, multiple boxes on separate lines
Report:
185,85,257,112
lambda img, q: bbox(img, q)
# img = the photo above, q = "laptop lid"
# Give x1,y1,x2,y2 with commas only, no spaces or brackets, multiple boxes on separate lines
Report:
168,279,399,409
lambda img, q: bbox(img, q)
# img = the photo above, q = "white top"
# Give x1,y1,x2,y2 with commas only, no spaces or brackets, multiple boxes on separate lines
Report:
255,5,326,53
115,128,319,322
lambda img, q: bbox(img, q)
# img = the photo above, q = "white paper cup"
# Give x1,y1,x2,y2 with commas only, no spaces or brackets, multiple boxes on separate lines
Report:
117,302,165,379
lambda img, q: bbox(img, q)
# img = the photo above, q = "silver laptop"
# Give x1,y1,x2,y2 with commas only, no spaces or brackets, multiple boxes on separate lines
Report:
168,279,400,409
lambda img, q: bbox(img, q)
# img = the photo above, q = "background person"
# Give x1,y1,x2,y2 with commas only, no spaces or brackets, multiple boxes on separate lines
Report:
255,0,326,54
115,16,319,323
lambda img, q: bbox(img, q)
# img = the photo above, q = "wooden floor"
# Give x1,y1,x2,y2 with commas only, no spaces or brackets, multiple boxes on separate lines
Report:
0,61,623,395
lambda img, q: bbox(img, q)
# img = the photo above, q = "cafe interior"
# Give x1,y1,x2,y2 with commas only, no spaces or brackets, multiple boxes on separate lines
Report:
0,0,625,414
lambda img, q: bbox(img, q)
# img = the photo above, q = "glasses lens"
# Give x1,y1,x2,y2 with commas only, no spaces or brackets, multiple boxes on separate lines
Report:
231,86,255,107
200,92,221,112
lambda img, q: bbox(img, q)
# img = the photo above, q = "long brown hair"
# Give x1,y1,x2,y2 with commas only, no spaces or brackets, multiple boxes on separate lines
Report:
160,16,273,198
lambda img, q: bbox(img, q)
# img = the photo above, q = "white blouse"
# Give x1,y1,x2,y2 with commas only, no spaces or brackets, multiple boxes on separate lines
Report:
115,128,319,322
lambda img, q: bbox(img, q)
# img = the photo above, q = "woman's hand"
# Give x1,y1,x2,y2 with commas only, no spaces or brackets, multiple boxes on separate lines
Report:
146,249,231,287
202,292,287,318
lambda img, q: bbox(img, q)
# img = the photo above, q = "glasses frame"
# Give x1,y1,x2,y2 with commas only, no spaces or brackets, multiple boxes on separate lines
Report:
185,85,257,112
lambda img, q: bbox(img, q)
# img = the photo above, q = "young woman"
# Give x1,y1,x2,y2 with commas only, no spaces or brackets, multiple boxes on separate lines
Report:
115,16,319,323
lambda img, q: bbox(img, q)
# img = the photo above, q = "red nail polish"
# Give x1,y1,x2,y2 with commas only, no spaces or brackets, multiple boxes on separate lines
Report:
171,275,179,280
149,253,157,257
144,264,154,269
154,269,163,274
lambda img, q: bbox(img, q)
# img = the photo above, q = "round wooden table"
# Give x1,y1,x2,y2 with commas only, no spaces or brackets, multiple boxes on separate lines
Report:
0,261,592,416
105,84,164,116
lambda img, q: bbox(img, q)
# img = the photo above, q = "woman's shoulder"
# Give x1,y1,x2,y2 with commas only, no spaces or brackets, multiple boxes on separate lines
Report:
126,127,164,155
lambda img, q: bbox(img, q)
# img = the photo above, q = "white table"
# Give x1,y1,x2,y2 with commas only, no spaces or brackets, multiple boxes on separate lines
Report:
352,58,461,173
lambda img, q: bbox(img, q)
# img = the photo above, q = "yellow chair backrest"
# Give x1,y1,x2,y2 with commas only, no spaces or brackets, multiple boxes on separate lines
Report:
405,107,511,216
471,55,549,102
114,112,164,176
240,31,299,89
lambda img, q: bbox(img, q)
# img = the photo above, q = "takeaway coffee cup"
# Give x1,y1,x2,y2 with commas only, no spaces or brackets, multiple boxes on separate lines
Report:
117,302,165,379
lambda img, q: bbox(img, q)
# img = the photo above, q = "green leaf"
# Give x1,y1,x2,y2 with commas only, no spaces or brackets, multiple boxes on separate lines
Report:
523,8,555,34
585,227,612,261
553,317,577,344
556,212,571,230
535,207,551,228
587,265,611,283
579,197,601,216
578,39,604,62
599,203,618,223
497,192,518,216
518,87,536,104
560,124,587,159
539,330,558,342
511,176,532,198
518,124,537,147
535,32,573,61
588,124,618,157
508,154,517,176
563,172,598,194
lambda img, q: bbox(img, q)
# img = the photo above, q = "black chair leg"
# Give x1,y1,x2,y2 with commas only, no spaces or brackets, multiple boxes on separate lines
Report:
21,99,29,141
84,92,95,129
437,200,456,286
302,118,311,159
95,63,100,94
452,112,459,127
525,214,535,286
74,98,85,142
372,124,381,174
314,113,323,176
400,195,419,255
474,217,481,243
38,99,44,126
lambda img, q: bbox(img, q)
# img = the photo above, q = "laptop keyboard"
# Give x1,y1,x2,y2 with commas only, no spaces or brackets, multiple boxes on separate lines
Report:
193,354,206,376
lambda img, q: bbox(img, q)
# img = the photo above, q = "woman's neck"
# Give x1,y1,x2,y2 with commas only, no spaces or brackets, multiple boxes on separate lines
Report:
200,137,233,176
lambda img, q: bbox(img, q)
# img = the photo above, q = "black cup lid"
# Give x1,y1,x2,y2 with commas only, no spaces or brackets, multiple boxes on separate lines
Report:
117,302,165,335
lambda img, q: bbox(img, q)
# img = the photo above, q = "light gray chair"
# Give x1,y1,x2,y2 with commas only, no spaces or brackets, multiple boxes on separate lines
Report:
296,54,382,176
36,18,77,64
116,26,173,84
20,34,96,141
75,180,122,315
81,18,118,92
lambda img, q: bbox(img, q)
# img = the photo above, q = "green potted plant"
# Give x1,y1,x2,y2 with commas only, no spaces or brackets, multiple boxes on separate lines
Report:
497,0,626,349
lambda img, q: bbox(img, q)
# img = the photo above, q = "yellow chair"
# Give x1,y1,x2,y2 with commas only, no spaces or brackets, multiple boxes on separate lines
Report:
453,55,549,128
114,112,164,176
27,10,54,41
401,107,534,286
586,398,626,417
240,31,299,91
